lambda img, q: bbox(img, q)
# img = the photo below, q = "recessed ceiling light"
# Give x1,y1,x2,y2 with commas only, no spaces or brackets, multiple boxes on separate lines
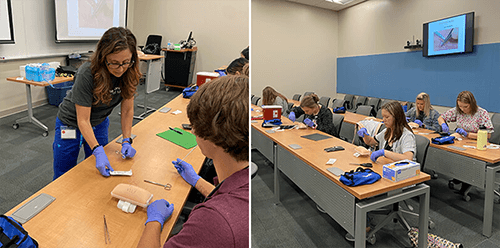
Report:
326,0,355,5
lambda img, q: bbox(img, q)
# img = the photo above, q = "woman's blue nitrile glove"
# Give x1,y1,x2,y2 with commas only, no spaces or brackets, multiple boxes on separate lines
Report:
146,199,174,230
121,138,136,159
303,118,316,128
370,149,385,162
357,128,368,137
288,112,296,122
441,123,449,133
92,146,113,177
172,158,201,187
406,117,411,122
456,128,468,137
414,120,423,127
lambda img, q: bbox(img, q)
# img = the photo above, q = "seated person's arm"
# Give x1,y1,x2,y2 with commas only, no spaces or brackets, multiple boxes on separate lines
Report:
362,135,378,147
384,150,414,161
172,159,215,198
194,178,216,198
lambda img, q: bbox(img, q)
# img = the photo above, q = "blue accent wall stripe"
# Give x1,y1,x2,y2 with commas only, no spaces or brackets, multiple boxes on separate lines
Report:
337,43,500,113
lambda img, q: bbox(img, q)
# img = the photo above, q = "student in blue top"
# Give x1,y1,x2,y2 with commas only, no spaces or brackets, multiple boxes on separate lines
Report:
52,27,141,179
405,92,441,131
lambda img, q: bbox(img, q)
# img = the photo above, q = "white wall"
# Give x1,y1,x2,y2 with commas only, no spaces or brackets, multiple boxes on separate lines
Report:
129,0,249,74
251,0,338,100
338,0,500,57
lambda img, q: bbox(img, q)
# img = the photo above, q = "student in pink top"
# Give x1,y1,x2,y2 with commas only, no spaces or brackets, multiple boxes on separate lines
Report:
438,90,494,195
137,75,249,248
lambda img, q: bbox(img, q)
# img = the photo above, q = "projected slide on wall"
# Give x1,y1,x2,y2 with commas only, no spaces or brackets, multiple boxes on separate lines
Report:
427,14,466,56
0,0,14,43
55,0,127,42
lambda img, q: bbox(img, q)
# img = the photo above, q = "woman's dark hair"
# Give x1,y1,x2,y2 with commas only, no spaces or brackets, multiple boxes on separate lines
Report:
226,57,248,75
90,27,141,105
241,46,249,60
382,101,413,143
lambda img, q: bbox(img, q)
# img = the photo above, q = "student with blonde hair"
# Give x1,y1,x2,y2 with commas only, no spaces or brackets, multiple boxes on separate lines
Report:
405,92,440,131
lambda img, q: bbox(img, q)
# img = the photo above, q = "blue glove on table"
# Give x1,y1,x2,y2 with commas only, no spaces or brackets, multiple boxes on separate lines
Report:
146,199,174,229
414,120,423,127
370,149,385,162
172,158,201,187
304,118,316,128
357,128,368,138
456,128,468,137
441,123,449,133
92,146,113,177
288,112,296,122
121,138,136,159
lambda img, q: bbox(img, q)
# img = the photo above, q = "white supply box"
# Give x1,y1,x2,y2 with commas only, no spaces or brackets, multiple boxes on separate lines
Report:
382,159,420,182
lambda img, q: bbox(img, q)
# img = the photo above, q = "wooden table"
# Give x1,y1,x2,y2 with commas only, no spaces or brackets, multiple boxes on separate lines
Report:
7,76,74,136
251,107,430,247
6,95,204,247
413,128,500,237
135,54,165,120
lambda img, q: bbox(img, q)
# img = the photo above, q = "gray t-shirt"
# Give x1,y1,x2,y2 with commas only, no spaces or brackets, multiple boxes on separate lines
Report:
273,96,288,115
57,62,123,127
375,127,416,160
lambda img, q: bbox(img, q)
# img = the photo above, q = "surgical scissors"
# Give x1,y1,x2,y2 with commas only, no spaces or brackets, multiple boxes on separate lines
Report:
144,180,172,190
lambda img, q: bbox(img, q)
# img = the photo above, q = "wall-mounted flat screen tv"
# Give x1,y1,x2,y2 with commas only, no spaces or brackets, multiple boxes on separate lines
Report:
423,12,474,57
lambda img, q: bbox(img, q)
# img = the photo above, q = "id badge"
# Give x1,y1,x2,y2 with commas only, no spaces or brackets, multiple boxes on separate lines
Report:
61,126,77,139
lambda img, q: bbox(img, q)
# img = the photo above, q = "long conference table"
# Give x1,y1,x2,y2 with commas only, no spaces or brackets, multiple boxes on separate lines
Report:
252,105,430,248
270,100,500,238
6,95,205,247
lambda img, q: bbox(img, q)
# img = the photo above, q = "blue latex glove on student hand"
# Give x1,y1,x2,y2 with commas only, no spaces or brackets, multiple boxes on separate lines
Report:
406,117,410,122
370,149,385,162
288,112,296,122
303,118,316,128
357,128,369,138
121,138,136,159
456,128,468,137
146,199,174,230
92,146,113,177
441,123,449,133
414,120,423,127
172,158,201,187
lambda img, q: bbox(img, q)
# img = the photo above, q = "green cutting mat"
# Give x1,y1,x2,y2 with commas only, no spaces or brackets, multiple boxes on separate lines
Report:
156,127,197,149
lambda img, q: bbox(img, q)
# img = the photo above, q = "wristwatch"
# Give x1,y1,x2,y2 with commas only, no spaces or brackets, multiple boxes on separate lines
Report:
123,137,133,144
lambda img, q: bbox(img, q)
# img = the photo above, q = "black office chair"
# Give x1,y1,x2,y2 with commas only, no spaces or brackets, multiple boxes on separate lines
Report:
332,114,344,138
489,113,500,145
140,35,162,55
355,105,374,116
367,97,381,112
376,108,383,119
332,99,346,109
344,94,354,110
351,96,367,112
292,94,301,101
399,135,435,228
319,96,330,107
303,91,315,100
251,162,259,179
379,99,392,110
251,96,260,105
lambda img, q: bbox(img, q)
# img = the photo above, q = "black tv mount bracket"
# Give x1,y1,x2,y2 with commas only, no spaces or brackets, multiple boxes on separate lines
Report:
404,36,422,49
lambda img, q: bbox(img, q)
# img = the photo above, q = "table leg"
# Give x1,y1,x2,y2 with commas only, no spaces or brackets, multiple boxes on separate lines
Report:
483,165,500,237
354,207,367,248
273,143,280,205
14,84,49,135
418,185,429,248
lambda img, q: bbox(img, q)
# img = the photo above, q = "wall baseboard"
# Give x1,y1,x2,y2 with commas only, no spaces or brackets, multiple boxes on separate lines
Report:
0,100,48,119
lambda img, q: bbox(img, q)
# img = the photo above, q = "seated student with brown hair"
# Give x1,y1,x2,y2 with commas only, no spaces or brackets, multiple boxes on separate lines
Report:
137,75,249,248
288,94,337,137
262,86,288,114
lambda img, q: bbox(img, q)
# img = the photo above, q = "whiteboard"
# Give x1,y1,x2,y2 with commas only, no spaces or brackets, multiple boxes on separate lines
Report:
0,0,14,43
0,0,97,60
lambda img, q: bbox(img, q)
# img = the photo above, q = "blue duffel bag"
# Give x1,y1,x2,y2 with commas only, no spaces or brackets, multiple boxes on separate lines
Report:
0,215,38,248
340,167,381,187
